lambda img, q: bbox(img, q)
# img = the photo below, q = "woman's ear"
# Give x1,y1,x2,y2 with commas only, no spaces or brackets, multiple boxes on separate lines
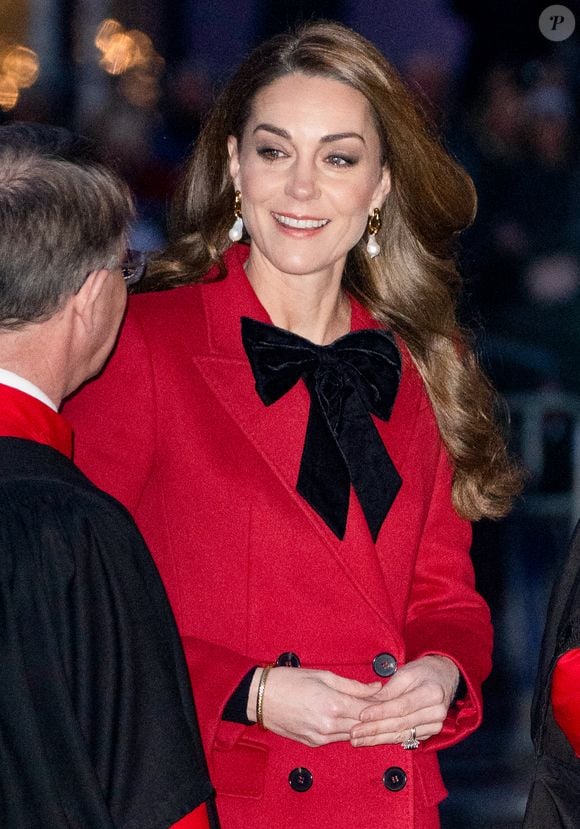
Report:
227,135,241,190
372,166,391,211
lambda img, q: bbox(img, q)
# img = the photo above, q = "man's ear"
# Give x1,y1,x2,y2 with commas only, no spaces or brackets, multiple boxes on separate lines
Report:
227,135,241,190
71,269,111,333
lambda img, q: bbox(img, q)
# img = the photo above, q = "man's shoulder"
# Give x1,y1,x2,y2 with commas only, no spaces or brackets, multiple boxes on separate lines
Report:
0,437,132,521
0,436,80,482
0,438,147,588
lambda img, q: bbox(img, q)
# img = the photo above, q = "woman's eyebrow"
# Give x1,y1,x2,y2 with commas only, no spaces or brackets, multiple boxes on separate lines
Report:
253,124,366,144
253,123,290,138
321,132,365,144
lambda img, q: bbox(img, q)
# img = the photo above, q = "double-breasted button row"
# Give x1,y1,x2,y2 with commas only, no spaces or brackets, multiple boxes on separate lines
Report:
372,652,398,677
283,650,402,796
288,766,407,793
275,650,396,676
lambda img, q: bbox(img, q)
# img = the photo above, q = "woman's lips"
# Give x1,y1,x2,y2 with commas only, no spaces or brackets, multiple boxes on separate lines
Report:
272,212,330,230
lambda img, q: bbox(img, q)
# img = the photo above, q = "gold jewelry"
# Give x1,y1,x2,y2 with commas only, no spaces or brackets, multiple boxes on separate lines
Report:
234,190,242,218
367,207,381,235
256,664,274,728
228,190,244,242
366,208,381,258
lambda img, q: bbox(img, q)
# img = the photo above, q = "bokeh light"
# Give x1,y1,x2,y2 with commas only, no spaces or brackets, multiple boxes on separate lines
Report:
0,42,40,111
0,74,19,111
95,18,123,53
2,45,40,88
99,32,139,75
95,19,164,108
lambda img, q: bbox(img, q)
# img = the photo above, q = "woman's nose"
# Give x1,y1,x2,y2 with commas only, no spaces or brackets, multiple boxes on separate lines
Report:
284,159,320,201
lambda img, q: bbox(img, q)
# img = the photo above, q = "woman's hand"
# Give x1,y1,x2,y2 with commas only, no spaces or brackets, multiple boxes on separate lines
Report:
249,667,382,747
349,655,460,747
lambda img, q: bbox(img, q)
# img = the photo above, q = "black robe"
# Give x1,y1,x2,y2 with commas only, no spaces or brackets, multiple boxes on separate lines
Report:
0,437,217,828
524,521,580,828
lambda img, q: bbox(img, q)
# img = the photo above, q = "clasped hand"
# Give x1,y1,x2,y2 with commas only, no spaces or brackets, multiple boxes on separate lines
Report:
257,656,459,748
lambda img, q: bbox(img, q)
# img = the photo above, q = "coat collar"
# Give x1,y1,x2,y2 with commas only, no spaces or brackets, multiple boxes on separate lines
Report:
192,243,403,636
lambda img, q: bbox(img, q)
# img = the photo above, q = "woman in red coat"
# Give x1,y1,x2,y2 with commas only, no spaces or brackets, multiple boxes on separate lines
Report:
65,21,521,828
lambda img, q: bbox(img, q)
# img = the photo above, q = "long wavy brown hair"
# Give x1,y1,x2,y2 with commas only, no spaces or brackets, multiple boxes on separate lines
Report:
145,20,522,520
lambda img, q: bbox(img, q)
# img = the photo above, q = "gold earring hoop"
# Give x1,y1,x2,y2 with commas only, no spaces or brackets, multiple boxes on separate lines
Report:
366,208,382,258
367,208,381,235
228,190,244,242
234,190,242,219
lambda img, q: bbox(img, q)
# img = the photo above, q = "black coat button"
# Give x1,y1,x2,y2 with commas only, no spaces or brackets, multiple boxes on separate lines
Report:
276,651,301,668
383,767,407,792
372,652,398,677
289,767,313,792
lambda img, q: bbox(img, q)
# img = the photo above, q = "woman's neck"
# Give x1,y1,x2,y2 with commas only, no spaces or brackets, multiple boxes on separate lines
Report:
244,251,351,345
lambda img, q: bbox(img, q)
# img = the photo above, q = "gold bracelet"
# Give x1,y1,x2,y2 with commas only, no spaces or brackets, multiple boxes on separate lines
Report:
256,664,274,729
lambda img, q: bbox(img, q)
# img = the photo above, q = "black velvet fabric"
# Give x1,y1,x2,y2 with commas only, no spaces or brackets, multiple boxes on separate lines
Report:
0,438,217,829
222,667,256,725
524,521,580,827
241,317,402,541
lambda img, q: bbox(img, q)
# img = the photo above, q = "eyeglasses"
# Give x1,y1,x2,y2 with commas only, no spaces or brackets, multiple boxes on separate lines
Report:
121,249,147,286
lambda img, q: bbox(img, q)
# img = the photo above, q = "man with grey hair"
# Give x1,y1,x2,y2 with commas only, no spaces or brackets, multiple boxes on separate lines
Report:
0,123,216,829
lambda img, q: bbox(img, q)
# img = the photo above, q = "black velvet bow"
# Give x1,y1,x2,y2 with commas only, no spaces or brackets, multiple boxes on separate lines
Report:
241,316,402,541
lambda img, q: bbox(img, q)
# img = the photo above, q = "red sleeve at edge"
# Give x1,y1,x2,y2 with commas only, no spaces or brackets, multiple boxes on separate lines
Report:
552,648,580,757
170,802,210,829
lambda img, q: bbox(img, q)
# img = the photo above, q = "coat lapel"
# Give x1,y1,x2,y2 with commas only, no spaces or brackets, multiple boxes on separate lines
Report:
191,244,402,636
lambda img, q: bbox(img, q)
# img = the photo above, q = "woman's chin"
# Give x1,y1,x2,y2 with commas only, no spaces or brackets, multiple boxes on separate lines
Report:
253,244,347,280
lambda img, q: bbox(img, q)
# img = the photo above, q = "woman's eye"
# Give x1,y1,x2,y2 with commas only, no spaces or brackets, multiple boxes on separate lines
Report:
257,147,285,160
327,154,356,168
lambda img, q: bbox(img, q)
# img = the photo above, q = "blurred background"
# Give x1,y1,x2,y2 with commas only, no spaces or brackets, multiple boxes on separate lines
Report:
1,0,579,824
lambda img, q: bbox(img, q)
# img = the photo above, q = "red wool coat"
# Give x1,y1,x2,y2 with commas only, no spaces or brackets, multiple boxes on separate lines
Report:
65,243,492,828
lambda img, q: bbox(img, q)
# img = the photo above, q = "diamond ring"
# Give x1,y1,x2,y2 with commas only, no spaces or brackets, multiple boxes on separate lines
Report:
401,726,420,750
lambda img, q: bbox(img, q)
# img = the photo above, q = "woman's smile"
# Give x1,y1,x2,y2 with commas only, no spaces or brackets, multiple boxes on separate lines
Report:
271,211,330,233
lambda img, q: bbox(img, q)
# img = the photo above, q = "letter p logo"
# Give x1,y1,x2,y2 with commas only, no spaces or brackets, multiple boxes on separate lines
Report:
539,5,576,40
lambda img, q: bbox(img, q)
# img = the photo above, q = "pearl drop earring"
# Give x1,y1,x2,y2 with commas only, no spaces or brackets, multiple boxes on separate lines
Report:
228,190,244,242
366,208,381,258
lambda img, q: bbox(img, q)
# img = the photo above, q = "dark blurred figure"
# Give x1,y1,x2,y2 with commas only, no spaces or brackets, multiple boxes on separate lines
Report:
452,55,580,395
451,0,579,105
453,64,527,315
489,67,580,396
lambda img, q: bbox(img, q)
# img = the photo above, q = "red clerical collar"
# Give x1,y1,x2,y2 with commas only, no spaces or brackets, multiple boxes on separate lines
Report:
0,383,73,459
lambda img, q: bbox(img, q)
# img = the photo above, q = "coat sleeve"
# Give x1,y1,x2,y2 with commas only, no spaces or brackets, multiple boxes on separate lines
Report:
551,648,580,757
403,397,493,751
181,637,259,753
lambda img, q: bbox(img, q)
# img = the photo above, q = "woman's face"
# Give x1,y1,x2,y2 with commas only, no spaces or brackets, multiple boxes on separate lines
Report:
228,73,390,281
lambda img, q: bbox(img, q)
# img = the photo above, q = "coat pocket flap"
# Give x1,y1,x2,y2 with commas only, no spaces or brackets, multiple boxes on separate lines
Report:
212,732,268,799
